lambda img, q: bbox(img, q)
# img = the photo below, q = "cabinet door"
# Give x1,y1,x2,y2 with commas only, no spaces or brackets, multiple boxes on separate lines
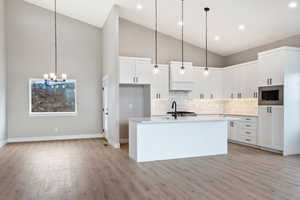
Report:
232,67,241,98
119,58,135,84
269,54,284,86
258,56,271,87
258,106,273,148
151,66,169,100
241,62,258,98
190,67,202,99
271,106,284,151
229,121,239,141
209,69,223,99
258,52,283,86
223,68,233,99
135,60,152,84
247,62,259,98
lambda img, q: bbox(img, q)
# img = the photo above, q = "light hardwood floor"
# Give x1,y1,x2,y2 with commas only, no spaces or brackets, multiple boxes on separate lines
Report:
0,139,300,200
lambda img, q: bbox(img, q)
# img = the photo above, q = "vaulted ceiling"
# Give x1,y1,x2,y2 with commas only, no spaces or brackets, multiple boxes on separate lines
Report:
24,0,300,56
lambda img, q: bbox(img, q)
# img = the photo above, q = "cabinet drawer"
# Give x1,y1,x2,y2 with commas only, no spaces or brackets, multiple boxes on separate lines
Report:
239,135,257,145
241,117,258,124
241,129,257,138
242,122,257,130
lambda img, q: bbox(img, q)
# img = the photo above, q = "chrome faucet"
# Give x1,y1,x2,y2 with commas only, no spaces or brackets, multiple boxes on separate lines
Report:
171,100,178,119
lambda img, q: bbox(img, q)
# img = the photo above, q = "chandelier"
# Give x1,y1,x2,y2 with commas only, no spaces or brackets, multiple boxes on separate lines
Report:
43,0,67,82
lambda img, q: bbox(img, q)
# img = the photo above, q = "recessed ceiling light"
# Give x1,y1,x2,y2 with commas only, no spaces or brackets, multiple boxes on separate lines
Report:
288,1,298,8
214,36,220,41
136,3,143,10
238,24,246,31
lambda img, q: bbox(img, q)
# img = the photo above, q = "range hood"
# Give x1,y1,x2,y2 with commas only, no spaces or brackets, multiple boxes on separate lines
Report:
169,61,194,91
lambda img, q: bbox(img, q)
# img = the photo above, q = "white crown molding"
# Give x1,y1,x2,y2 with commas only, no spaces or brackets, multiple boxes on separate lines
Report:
258,46,300,57
7,134,103,143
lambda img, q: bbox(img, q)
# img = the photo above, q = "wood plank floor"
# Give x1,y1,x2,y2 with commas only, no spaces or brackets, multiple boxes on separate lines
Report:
0,139,300,200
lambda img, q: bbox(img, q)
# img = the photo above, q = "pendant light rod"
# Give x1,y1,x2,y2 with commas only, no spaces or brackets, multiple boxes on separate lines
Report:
43,0,67,82
54,0,57,75
204,7,210,70
181,0,184,68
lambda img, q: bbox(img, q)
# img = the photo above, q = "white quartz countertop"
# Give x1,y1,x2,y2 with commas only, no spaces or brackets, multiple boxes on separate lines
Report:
129,116,240,124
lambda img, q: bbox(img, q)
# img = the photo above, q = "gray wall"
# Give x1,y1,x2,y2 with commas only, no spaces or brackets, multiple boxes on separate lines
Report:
6,0,102,138
224,34,300,66
119,85,150,140
0,0,6,144
119,18,224,68
102,6,120,147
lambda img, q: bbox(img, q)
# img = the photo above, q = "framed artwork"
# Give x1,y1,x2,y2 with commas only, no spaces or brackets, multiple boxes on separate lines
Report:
29,79,77,116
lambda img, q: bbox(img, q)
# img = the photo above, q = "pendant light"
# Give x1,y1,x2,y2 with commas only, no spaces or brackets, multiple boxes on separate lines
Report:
153,0,159,74
179,0,185,75
43,0,67,82
204,7,210,76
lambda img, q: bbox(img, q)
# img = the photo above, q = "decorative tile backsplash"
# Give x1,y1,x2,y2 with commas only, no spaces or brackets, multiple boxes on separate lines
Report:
151,98,258,116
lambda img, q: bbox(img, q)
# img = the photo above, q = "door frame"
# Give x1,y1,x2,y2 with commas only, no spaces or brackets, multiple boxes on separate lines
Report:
102,75,109,138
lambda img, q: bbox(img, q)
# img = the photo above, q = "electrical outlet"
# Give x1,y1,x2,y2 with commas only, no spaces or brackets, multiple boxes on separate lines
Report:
54,128,59,133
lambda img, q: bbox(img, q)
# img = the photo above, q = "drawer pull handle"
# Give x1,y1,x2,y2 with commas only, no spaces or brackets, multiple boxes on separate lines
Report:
246,119,251,121
246,125,251,127
246,139,251,142
245,132,251,134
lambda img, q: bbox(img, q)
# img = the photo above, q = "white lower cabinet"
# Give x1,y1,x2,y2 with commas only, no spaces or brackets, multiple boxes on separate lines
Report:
258,106,284,151
228,116,258,146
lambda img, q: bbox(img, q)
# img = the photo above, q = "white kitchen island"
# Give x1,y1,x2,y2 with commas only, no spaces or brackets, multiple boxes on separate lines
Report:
129,116,237,162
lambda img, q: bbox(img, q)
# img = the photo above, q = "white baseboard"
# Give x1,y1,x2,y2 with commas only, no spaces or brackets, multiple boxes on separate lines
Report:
105,137,120,148
0,140,7,148
7,134,103,143
120,138,129,144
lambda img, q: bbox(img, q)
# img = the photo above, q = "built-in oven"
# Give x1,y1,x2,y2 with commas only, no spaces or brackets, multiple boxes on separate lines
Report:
258,85,284,105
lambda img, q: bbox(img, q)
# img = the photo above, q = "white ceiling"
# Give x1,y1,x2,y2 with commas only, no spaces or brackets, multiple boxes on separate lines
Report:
24,0,300,56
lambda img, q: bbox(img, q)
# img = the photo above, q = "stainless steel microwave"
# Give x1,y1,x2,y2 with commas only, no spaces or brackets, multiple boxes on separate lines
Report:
258,85,284,106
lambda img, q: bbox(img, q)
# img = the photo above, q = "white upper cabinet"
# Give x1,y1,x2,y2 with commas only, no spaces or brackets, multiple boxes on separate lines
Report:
151,65,169,100
119,58,135,84
191,67,208,99
223,68,234,99
135,60,153,84
258,49,284,87
169,61,194,91
244,61,259,98
191,67,223,99
119,57,152,85
208,68,224,99
223,61,258,99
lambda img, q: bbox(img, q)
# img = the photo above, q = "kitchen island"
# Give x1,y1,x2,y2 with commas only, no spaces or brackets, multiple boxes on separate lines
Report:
129,116,238,162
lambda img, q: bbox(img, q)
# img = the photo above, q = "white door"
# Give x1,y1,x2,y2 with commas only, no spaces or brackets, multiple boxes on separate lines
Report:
135,60,152,84
102,76,109,137
258,106,273,148
271,106,284,151
119,58,135,84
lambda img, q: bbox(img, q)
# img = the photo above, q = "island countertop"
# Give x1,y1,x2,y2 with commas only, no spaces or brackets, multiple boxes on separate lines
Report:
129,116,240,124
